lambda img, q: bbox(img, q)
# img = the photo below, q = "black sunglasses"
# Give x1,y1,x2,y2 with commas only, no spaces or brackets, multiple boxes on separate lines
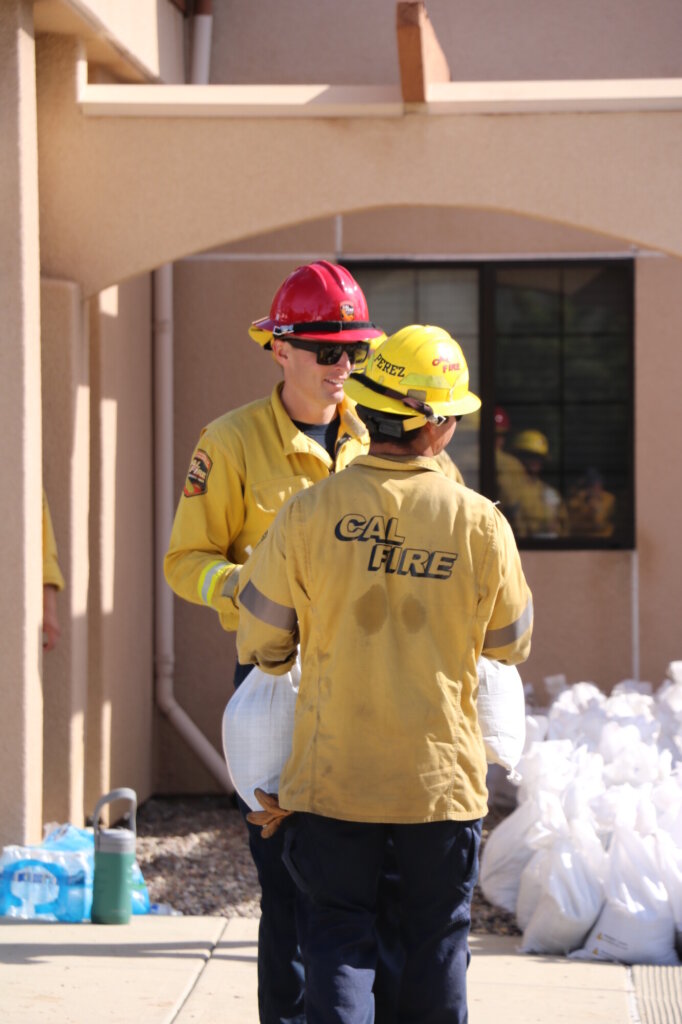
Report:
285,337,370,366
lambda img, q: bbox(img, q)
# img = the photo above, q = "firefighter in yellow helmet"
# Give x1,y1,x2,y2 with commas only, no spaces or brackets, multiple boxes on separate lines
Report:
237,324,533,1024
512,429,568,538
362,332,468,486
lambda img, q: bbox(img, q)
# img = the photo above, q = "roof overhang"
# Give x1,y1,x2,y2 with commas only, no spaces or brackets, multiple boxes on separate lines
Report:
78,77,682,119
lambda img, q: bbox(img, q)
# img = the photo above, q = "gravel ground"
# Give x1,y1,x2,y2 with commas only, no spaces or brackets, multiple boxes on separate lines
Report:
136,795,521,935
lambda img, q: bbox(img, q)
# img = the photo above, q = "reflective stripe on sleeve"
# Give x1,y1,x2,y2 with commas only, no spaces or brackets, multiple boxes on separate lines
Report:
198,560,229,606
484,598,533,650
222,573,240,599
239,580,297,632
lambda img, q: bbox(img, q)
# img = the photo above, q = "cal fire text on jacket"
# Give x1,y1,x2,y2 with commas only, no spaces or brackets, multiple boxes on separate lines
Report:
334,513,458,579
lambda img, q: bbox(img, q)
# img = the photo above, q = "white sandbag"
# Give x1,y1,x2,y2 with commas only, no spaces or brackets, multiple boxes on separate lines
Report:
655,676,682,762
515,849,544,932
546,685,607,750
523,713,549,750
570,826,678,965
573,903,677,966
666,661,682,686
476,657,526,772
588,781,648,837
655,828,682,932
519,820,606,955
221,658,300,812
600,723,668,787
515,739,576,805
652,771,682,842
478,794,565,914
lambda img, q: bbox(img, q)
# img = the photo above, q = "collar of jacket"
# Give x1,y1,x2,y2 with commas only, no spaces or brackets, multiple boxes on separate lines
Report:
270,382,368,458
352,453,445,474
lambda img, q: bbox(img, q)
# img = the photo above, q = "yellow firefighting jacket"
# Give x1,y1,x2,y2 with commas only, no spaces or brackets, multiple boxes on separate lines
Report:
436,449,465,485
514,476,568,539
237,454,533,824
164,383,369,631
43,490,65,590
495,447,526,528
567,486,616,538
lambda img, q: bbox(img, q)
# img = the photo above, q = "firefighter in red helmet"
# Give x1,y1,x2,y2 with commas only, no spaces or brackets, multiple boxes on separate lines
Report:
165,262,385,1024
493,406,526,532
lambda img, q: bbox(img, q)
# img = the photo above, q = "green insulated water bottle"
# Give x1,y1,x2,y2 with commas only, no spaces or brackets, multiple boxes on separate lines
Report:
91,788,137,925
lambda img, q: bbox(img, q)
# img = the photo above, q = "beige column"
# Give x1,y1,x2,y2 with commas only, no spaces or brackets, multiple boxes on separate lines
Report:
0,0,44,846
85,295,110,816
41,280,90,827
635,256,682,685
85,280,155,821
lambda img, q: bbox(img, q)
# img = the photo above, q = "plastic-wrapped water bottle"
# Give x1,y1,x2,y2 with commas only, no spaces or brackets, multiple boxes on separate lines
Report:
149,902,183,916
0,847,91,921
7,860,59,919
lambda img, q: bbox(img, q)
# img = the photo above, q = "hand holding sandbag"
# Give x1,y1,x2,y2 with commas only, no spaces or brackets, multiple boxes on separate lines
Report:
246,789,294,838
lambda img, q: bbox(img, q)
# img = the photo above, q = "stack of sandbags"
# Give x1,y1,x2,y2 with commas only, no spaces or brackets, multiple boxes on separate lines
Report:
480,661,682,964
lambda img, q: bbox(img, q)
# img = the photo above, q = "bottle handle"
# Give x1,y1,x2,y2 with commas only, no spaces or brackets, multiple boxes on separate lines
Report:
93,788,138,837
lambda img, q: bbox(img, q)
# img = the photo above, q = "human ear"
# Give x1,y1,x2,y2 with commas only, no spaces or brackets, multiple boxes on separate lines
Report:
271,339,289,368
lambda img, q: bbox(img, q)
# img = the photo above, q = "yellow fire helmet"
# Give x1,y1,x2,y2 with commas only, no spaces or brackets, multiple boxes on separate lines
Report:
513,429,549,457
344,324,481,430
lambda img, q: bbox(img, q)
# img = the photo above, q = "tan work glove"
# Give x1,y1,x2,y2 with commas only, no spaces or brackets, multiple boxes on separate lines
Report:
246,788,294,838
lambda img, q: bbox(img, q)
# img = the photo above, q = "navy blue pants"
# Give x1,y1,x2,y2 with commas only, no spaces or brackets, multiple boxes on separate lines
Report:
234,662,305,1023
234,663,405,1022
237,794,306,1024
283,813,482,1024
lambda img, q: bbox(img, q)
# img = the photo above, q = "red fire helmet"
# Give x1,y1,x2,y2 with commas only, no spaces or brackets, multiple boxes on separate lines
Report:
249,261,384,348
494,406,511,433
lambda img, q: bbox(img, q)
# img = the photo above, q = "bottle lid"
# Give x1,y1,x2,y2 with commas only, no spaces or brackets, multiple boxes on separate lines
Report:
95,828,136,854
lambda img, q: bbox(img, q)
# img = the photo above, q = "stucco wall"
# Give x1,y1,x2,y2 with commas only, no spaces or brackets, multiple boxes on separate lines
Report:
34,0,185,83
34,33,682,299
635,257,682,686
209,0,682,85
0,0,44,845
41,278,90,827
86,274,155,817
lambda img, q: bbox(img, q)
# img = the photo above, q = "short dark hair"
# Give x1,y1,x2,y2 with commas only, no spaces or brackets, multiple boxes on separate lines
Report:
355,405,416,445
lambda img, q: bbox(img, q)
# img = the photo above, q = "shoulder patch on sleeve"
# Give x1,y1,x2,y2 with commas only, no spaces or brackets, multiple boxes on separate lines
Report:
184,449,213,497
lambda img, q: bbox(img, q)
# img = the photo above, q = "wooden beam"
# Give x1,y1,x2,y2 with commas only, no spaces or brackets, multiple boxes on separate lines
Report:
396,1,450,103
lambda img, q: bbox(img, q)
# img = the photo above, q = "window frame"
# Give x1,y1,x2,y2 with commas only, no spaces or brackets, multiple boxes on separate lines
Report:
347,257,635,551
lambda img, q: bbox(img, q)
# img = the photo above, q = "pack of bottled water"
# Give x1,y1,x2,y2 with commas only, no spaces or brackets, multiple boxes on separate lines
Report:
0,843,93,922
0,823,149,922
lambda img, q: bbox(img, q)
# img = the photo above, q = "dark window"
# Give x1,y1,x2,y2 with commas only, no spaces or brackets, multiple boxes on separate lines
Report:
351,260,634,550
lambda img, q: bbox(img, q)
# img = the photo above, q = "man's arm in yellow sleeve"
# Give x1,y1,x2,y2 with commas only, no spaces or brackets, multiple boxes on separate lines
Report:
43,490,65,591
236,518,299,675
481,509,533,666
164,433,244,631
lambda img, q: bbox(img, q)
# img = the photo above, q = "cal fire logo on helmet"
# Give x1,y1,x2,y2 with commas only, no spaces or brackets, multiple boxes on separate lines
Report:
339,301,355,321
184,449,212,498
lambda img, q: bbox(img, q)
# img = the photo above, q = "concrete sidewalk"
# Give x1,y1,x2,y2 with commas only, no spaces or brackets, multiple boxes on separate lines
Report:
0,915,679,1023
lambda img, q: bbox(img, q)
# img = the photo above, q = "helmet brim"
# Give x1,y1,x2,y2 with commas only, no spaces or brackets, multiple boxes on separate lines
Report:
250,315,384,346
249,321,275,349
344,375,481,417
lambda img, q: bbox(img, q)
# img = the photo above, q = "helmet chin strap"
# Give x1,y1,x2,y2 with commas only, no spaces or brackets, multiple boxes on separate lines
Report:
402,414,427,432
349,372,449,431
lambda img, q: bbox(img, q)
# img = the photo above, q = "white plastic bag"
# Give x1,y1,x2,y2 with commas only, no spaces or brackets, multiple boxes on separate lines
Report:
518,819,606,955
571,826,678,965
222,658,300,812
479,798,543,913
476,657,526,772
